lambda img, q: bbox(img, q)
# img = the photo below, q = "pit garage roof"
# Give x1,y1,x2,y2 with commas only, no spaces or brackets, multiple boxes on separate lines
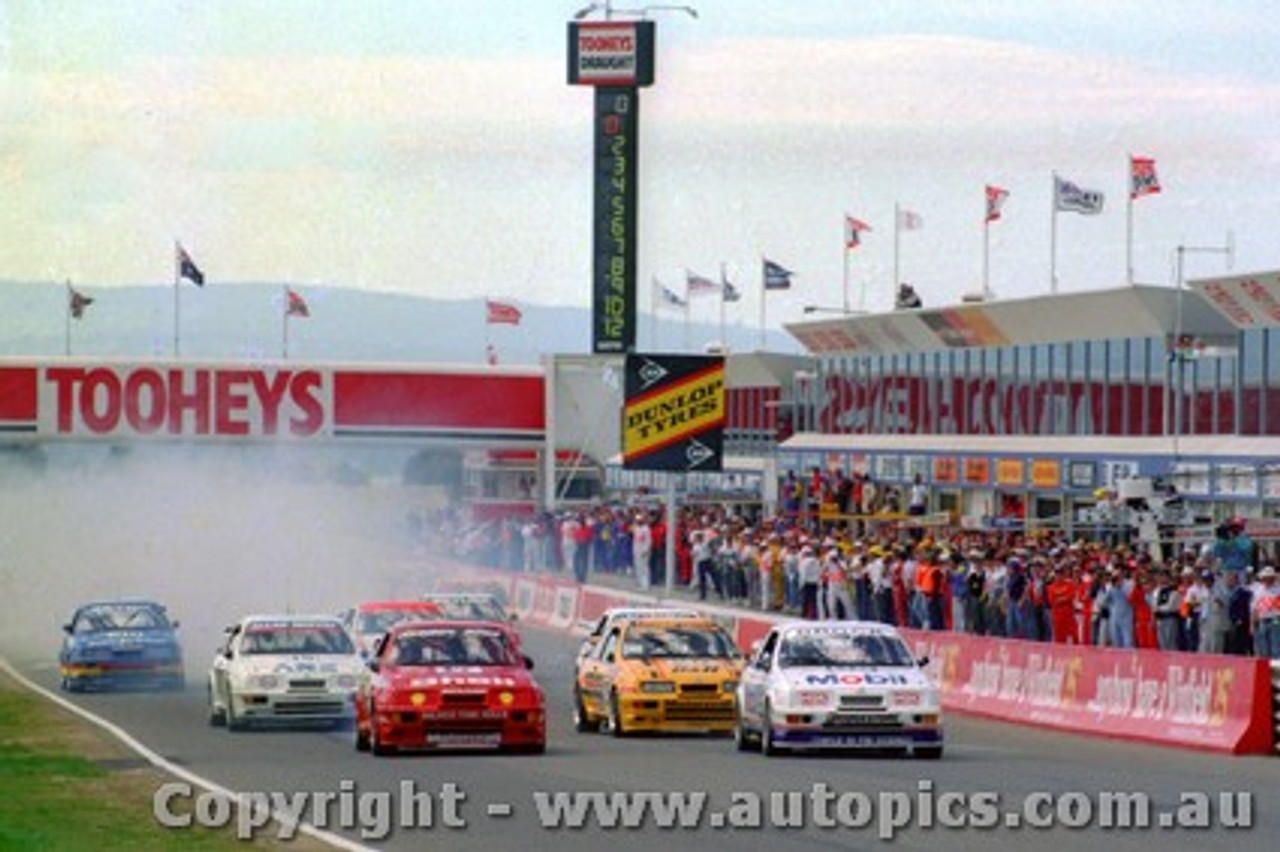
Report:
784,284,1239,356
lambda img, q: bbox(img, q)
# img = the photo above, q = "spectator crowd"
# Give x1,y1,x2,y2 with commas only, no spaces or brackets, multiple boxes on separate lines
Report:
432,473,1280,662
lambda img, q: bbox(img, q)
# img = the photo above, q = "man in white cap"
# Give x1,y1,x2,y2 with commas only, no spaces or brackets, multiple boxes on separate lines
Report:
1251,566,1280,658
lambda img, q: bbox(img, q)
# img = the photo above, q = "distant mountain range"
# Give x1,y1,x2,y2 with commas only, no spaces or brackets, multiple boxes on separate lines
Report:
0,281,801,365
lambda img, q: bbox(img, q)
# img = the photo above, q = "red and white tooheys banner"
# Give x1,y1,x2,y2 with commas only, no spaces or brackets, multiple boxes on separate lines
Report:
0,362,545,442
904,630,1275,755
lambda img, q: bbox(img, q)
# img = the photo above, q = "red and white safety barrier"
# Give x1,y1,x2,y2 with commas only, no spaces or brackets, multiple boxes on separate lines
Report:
430,559,1275,756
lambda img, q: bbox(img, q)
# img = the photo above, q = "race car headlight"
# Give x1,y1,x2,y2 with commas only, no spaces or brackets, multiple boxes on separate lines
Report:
334,675,358,690
796,690,831,708
721,680,738,693
251,674,280,690
639,680,676,694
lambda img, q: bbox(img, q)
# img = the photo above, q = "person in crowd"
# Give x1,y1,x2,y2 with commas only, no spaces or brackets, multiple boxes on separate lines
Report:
631,512,652,590
1225,569,1253,656
1251,566,1280,659
1046,569,1077,644
1179,566,1206,651
1107,566,1137,649
798,545,822,620
1201,569,1230,654
1151,569,1182,651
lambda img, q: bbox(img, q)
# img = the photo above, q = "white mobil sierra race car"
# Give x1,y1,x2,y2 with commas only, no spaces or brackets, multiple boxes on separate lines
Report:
735,620,943,758
208,615,365,731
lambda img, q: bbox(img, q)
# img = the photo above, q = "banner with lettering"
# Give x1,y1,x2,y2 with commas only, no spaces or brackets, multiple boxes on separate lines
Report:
903,629,1274,755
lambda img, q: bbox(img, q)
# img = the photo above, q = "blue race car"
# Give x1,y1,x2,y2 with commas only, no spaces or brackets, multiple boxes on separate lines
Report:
60,599,185,692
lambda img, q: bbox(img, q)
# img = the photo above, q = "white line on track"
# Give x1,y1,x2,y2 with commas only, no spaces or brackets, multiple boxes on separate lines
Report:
0,657,376,852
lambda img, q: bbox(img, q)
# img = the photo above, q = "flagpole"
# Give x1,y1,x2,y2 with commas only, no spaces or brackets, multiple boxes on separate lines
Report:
982,218,991,301
64,281,72,357
1050,173,1059,295
683,287,691,352
759,257,767,351
1126,157,1135,286
484,295,491,360
893,203,901,309
282,285,290,360
842,239,850,313
650,277,658,350
173,241,181,357
718,263,727,348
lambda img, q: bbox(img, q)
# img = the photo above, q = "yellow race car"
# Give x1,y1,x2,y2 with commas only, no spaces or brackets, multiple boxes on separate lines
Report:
573,617,744,736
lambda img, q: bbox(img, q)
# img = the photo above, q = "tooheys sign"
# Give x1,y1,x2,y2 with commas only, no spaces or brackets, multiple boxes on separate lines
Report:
622,354,724,472
0,363,546,442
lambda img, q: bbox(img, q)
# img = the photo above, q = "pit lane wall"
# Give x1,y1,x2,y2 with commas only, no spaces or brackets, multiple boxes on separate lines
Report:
434,561,1275,756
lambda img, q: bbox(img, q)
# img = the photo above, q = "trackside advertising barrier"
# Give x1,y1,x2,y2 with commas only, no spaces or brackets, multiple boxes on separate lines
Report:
901,629,1273,756
431,559,1275,755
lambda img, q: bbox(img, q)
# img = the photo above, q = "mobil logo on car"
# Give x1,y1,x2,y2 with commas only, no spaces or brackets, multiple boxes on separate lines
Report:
802,672,913,686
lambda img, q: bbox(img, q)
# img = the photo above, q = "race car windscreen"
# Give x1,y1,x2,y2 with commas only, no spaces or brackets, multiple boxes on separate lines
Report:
388,627,516,667
620,626,737,660
240,623,355,655
74,603,172,633
356,608,439,635
430,598,506,621
777,632,916,668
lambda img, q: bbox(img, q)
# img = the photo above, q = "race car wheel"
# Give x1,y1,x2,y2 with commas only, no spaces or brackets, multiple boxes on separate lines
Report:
760,701,779,757
226,699,248,732
62,676,84,694
733,703,756,752
208,686,226,727
573,689,599,733
607,690,629,738
915,745,943,760
354,720,370,752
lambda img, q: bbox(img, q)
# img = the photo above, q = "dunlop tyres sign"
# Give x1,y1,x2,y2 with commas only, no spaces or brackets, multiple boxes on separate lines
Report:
622,354,724,472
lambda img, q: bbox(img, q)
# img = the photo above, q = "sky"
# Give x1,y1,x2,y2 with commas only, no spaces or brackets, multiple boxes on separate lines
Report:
3,0,1280,338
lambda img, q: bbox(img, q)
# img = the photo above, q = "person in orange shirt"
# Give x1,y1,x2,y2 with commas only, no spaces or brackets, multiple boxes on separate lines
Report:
1046,570,1078,644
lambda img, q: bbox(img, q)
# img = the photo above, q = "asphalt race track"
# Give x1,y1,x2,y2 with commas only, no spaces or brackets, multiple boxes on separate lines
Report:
10,622,1279,852
0,470,1275,851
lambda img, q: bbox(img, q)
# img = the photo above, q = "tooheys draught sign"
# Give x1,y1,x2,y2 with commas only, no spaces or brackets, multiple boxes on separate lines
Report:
622,354,724,472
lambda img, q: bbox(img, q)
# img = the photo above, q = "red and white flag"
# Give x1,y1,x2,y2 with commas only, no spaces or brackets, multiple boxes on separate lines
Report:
285,287,310,318
486,299,522,325
1129,155,1161,200
845,215,872,249
686,270,720,297
985,185,1009,223
897,208,923,231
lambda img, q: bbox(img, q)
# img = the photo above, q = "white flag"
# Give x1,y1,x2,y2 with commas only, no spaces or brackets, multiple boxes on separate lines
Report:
1054,175,1105,215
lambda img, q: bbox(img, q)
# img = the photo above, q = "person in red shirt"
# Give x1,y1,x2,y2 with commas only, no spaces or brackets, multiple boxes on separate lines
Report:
1131,567,1157,649
1046,570,1078,644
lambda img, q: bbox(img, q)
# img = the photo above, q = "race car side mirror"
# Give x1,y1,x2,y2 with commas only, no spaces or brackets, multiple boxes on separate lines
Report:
62,624,73,635
367,660,380,673
509,613,519,622
523,655,535,670
171,620,180,629
222,649,234,660
916,656,930,668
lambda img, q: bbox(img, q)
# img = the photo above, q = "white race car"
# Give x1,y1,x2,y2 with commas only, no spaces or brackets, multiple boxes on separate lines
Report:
735,621,943,758
208,615,364,731
576,606,704,660
420,593,513,623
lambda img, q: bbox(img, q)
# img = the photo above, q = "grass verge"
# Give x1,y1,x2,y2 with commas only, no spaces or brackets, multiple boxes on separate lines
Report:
0,670,336,852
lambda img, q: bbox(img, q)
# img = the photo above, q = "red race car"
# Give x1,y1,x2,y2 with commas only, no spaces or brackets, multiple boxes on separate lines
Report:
354,620,546,755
